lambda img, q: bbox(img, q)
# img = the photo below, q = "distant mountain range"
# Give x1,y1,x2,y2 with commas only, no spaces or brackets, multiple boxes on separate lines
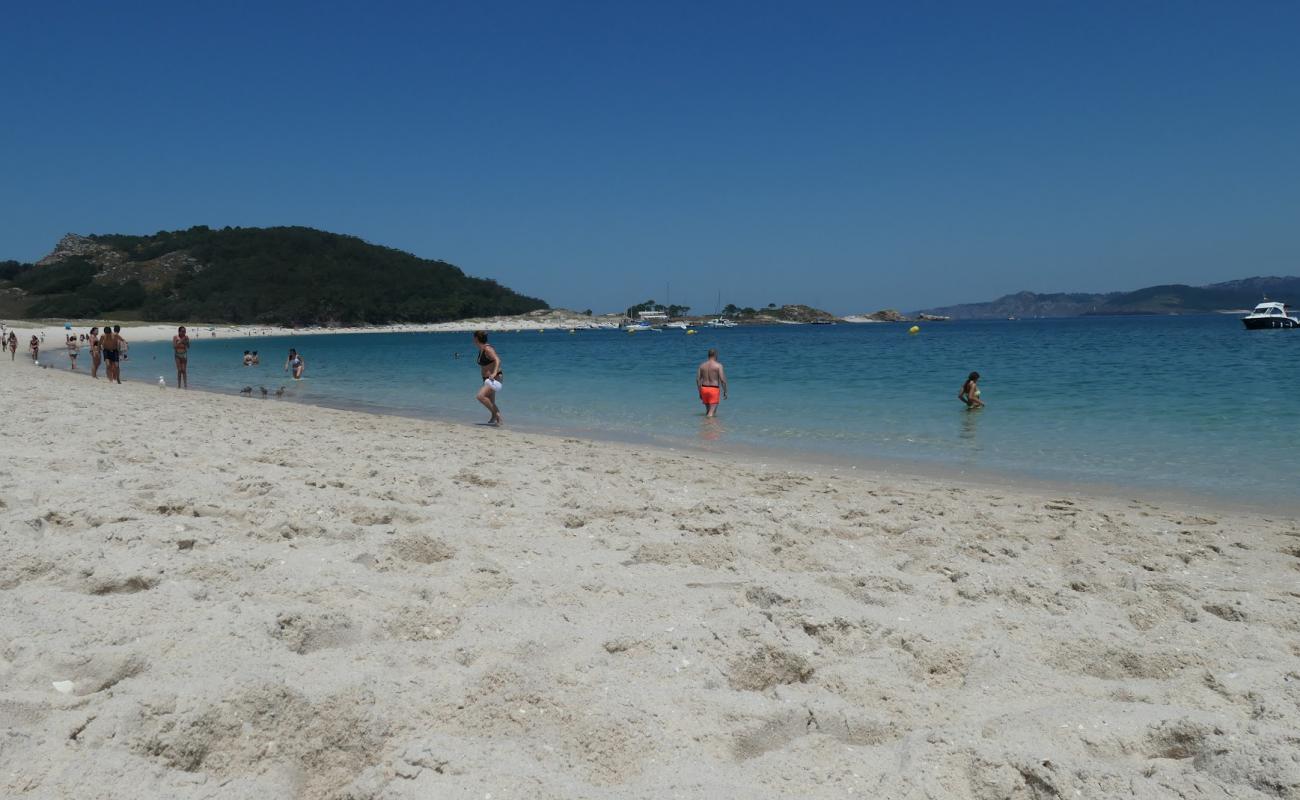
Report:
0,226,548,326
916,276,1300,319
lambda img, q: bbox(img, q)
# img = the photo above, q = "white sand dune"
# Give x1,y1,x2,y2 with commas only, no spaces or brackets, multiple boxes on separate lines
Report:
2,360,1298,799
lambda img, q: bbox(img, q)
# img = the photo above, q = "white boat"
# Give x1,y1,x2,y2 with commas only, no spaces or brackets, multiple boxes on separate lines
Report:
1242,302,1298,330
664,321,689,330
706,318,738,328
623,320,659,332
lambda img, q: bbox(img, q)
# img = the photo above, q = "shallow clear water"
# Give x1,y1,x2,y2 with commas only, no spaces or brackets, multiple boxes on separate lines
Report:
108,316,1298,504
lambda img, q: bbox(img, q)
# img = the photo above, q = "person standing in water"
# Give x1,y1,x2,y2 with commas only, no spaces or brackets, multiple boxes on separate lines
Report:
66,335,79,370
284,348,305,379
696,348,728,417
473,330,503,425
172,326,191,388
958,371,984,409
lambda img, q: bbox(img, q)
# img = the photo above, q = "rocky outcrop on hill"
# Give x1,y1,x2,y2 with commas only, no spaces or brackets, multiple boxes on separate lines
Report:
36,234,126,269
758,304,838,323
866,309,908,322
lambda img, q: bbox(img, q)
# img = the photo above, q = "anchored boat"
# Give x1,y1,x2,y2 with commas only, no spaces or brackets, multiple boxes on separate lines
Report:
1241,302,1299,330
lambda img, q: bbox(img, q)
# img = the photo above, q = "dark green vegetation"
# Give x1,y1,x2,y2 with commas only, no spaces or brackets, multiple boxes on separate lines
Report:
918,276,1300,319
1,226,548,325
625,299,691,317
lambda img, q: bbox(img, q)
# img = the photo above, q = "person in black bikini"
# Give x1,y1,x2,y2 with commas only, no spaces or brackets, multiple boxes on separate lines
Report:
472,330,503,425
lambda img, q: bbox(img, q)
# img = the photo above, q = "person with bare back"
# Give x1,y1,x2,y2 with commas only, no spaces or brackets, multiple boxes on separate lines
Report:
696,348,728,417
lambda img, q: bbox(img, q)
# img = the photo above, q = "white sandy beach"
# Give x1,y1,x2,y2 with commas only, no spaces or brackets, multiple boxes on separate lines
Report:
0,309,622,345
2,358,1298,799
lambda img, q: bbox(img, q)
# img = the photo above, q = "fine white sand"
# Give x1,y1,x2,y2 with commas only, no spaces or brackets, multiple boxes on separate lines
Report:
2,359,1298,799
1,309,617,345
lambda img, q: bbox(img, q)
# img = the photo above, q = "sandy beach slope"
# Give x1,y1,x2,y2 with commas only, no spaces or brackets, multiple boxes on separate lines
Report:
2,360,1298,799
1,309,612,344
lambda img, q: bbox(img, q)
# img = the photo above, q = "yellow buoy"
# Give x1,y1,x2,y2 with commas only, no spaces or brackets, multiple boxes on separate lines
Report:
908,325,920,335
627,329,636,334
686,329,697,335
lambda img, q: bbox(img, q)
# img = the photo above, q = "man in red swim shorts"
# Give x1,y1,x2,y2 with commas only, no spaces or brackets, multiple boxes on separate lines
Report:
695,348,728,417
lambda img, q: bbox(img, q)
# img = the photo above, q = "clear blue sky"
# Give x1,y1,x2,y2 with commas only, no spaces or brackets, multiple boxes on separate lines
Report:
2,1,1298,314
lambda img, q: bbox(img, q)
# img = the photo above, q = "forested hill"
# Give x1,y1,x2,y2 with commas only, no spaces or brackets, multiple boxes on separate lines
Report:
0,226,548,325
916,276,1300,319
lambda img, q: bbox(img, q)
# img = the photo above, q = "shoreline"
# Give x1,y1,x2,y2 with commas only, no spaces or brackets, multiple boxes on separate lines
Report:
8,346,1294,519
0,313,902,345
4,354,1300,798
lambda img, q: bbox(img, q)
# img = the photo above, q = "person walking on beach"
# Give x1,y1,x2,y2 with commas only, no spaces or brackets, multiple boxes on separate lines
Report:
66,335,79,370
114,326,127,367
696,348,728,417
958,371,984,409
473,330,503,425
172,326,191,388
284,348,305,380
100,326,120,383
88,327,101,378
30,335,40,362
7,330,16,360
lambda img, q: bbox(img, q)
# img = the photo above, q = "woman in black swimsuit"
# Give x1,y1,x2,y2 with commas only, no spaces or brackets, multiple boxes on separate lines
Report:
89,327,102,378
473,330,503,425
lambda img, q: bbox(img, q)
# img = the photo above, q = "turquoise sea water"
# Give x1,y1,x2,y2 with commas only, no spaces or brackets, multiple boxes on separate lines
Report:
96,316,1298,506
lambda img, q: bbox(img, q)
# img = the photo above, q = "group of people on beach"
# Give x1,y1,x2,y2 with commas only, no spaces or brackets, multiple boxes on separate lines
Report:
17,324,131,383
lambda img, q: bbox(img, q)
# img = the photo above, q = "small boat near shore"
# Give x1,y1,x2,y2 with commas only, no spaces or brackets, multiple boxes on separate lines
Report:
1241,302,1298,330
706,318,738,328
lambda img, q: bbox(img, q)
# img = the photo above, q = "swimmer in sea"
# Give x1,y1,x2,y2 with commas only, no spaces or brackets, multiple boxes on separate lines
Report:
696,348,728,418
472,330,503,425
958,371,984,409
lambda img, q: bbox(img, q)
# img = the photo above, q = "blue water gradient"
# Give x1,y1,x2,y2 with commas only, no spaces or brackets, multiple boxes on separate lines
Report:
107,316,1298,504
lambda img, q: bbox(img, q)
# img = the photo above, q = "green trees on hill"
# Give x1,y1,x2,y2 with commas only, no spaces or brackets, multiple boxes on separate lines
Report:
7,226,548,325
0,260,32,281
625,299,690,317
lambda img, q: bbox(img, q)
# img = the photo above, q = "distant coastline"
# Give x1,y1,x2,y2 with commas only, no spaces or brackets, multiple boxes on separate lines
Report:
916,276,1299,319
